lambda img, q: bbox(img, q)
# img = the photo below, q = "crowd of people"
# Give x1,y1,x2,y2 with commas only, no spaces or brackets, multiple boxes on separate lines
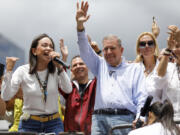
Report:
0,1,180,135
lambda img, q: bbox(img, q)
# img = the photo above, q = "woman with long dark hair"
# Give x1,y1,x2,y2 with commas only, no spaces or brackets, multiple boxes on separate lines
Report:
1,34,72,135
129,100,180,135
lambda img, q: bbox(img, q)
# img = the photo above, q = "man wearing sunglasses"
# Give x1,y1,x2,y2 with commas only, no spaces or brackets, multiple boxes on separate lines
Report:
75,1,147,135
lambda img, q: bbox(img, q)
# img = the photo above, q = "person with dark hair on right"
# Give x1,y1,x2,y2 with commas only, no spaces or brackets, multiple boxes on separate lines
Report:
128,100,180,135
151,16,160,39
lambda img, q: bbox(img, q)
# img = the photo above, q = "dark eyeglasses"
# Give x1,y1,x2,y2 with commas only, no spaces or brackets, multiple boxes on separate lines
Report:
139,40,154,48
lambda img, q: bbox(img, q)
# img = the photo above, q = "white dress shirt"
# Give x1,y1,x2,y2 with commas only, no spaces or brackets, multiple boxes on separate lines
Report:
152,62,180,121
138,61,162,103
1,64,72,115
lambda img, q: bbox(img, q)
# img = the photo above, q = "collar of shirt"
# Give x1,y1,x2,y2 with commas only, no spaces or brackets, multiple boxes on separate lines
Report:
72,80,92,91
107,56,128,73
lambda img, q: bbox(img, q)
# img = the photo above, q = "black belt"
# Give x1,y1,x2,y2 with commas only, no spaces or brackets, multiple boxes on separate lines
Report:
93,108,133,115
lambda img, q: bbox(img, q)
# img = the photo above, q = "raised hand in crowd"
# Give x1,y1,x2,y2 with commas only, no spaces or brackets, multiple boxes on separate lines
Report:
152,17,160,38
90,41,102,56
167,32,177,50
60,39,68,62
76,1,90,31
87,34,102,56
59,38,74,81
6,57,19,71
168,25,180,43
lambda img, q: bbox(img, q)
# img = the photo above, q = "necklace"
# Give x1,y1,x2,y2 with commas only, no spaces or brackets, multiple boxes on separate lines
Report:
144,69,151,74
35,70,49,103
143,58,156,76
144,64,155,76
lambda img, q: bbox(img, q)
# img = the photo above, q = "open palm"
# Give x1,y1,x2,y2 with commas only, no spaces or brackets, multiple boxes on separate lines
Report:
168,25,180,43
76,1,90,24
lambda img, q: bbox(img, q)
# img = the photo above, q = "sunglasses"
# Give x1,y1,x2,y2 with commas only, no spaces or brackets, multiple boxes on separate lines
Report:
139,40,155,48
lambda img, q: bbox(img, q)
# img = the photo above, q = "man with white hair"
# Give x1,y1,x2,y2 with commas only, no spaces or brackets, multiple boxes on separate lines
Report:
75,1,147,135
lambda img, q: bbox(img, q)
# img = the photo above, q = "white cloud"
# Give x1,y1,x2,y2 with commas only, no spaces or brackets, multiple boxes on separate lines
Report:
0,0,179,63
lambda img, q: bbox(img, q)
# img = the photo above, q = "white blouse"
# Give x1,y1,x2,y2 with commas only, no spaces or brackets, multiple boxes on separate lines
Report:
1,64,72,115
152,62,180,121
128,122,177,135
139,61,162,103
